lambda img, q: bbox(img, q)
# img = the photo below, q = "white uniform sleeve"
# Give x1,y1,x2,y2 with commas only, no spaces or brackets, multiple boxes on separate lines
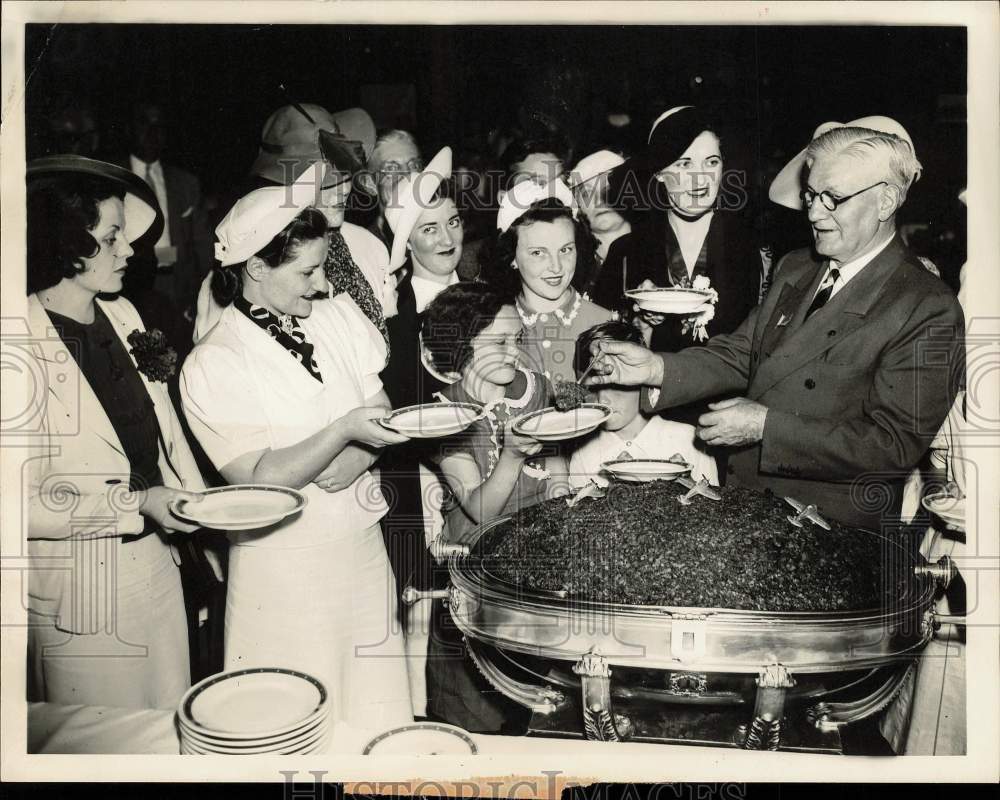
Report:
333,295,387,399
179,344,272,471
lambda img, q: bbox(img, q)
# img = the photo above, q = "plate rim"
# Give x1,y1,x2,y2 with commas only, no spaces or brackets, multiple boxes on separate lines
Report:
601,458,693,477
624,287,714,298
379,401,485,432
511,403,612,438
178,667,328,738
361,721,479,755
169,484,308,528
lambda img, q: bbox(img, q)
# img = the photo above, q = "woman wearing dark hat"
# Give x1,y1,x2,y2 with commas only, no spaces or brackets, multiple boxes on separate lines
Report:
607,106,762,355
604,106,763,430
181,164,413,729
25,156,206,710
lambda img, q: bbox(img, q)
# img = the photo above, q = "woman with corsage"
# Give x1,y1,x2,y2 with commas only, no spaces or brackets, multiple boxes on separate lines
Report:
606,105,762,355
605,105,763,432
420,282,570,733
180,163,413,728
484,180,614,393
25,156,205,710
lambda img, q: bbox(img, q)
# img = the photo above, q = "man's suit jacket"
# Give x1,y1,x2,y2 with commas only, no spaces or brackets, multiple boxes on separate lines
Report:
647,235,964,529
25,294,206,633
115,156,212,313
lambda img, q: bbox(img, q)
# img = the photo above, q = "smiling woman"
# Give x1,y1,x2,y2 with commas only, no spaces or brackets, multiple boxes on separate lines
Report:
180,163,414,729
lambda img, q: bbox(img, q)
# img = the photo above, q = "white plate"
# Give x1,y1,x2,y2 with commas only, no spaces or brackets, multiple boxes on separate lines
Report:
512,404,612,442
180,720,330,754
625,287,714,315
178,710,328,748
178,667,328,738
601,459,692,482
362,722,478,755
169,485,307,531
923,492,965,531
380,402,483,438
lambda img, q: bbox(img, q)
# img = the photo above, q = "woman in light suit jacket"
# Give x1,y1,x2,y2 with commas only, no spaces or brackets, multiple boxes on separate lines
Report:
25,157,205,711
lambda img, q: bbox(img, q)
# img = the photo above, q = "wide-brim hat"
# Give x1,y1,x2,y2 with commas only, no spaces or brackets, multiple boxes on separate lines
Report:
215,161,330,267
496,176,576,233
26,154,163,243
567,150,626,190
250,103,375,185
384,147,453,272
768,115,918,210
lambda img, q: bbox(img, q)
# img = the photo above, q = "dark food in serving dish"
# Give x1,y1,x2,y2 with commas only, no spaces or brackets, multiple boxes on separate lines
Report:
482,481,901,612
553,378,592,411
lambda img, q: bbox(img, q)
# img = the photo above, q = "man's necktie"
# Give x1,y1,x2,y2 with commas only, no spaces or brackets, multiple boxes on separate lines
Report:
805,266,841,320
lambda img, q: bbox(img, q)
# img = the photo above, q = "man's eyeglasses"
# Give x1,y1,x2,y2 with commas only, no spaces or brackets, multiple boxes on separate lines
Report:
801,181,888,212
379,158,425,176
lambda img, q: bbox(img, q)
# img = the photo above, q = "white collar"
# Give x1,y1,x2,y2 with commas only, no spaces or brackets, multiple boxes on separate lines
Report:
516,289,582,327
130,155,162,175
826,231,895,296
608,415,658,450
410,270,459,314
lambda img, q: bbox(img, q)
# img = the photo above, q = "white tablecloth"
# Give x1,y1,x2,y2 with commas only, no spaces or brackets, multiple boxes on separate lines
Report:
27,701,686,756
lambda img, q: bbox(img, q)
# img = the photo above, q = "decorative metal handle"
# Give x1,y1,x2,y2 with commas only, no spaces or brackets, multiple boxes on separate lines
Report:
432,542,471,559
914,554,957,591
932,612,966,627
401,586,451,606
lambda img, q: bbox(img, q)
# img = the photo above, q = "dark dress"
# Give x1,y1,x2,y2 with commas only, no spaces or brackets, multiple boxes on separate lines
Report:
378,265,449,616
605,209,762,426
576,232,635,316
424,369,558,733
45,306,164,496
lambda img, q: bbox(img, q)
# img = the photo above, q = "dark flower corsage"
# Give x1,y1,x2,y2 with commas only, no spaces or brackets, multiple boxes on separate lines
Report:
127,329,177,382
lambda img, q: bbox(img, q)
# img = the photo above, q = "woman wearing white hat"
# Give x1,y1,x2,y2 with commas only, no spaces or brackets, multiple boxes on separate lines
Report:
567,149,633,311
378,147,463,715
485,180,614,389
25,156,205,710
180,163,413,728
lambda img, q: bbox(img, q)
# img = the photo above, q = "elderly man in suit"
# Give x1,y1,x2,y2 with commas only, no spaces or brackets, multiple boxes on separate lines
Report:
588,119,964,531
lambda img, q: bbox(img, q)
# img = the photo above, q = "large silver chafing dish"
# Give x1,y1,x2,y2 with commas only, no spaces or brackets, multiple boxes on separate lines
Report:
406,487,959,753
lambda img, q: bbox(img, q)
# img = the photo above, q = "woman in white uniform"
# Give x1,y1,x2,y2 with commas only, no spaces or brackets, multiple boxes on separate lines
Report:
25,156,205,711
180,164,413,728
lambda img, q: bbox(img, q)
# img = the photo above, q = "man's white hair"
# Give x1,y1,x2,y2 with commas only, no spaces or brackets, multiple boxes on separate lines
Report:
370,129,420,171
805,126,923,204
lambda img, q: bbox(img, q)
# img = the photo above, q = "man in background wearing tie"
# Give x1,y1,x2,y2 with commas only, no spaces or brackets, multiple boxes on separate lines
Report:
125,101,211,345
587,119,964,532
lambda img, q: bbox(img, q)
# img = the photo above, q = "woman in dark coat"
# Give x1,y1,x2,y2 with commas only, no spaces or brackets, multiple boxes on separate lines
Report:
605,106,764,426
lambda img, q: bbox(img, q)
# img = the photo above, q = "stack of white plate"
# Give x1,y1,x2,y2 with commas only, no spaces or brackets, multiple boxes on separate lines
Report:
177,667,331,755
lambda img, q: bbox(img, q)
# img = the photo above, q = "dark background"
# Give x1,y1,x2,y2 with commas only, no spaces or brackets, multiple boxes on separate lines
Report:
23,23,968,281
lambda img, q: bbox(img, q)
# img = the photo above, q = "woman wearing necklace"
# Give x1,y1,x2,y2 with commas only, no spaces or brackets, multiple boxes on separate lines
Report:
486,180,615,391
607,106,762,357
25,156,205,710
420,282,569,733
180,163,413,729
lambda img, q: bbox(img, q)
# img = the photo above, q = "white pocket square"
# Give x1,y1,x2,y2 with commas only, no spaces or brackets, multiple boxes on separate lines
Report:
180,206,195,218
776,313,791,327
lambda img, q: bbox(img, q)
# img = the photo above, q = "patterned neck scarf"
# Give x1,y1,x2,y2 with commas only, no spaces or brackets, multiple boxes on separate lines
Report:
234,295,323,383
324,229,389,351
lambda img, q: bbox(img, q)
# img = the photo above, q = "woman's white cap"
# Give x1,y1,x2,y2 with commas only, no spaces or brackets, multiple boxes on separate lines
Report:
215,162,328,266
496,177,576,233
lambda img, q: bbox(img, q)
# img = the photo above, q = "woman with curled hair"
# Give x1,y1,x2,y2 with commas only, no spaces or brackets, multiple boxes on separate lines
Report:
180,163,413,728
25,156,205,711
483,183,614,390
420,281,569,733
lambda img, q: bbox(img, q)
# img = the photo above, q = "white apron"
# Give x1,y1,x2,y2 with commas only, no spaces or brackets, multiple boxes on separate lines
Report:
181,298,411,729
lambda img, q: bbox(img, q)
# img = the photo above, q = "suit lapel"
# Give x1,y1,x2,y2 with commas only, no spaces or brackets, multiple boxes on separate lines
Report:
750,237,906,399
28,295,128,457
